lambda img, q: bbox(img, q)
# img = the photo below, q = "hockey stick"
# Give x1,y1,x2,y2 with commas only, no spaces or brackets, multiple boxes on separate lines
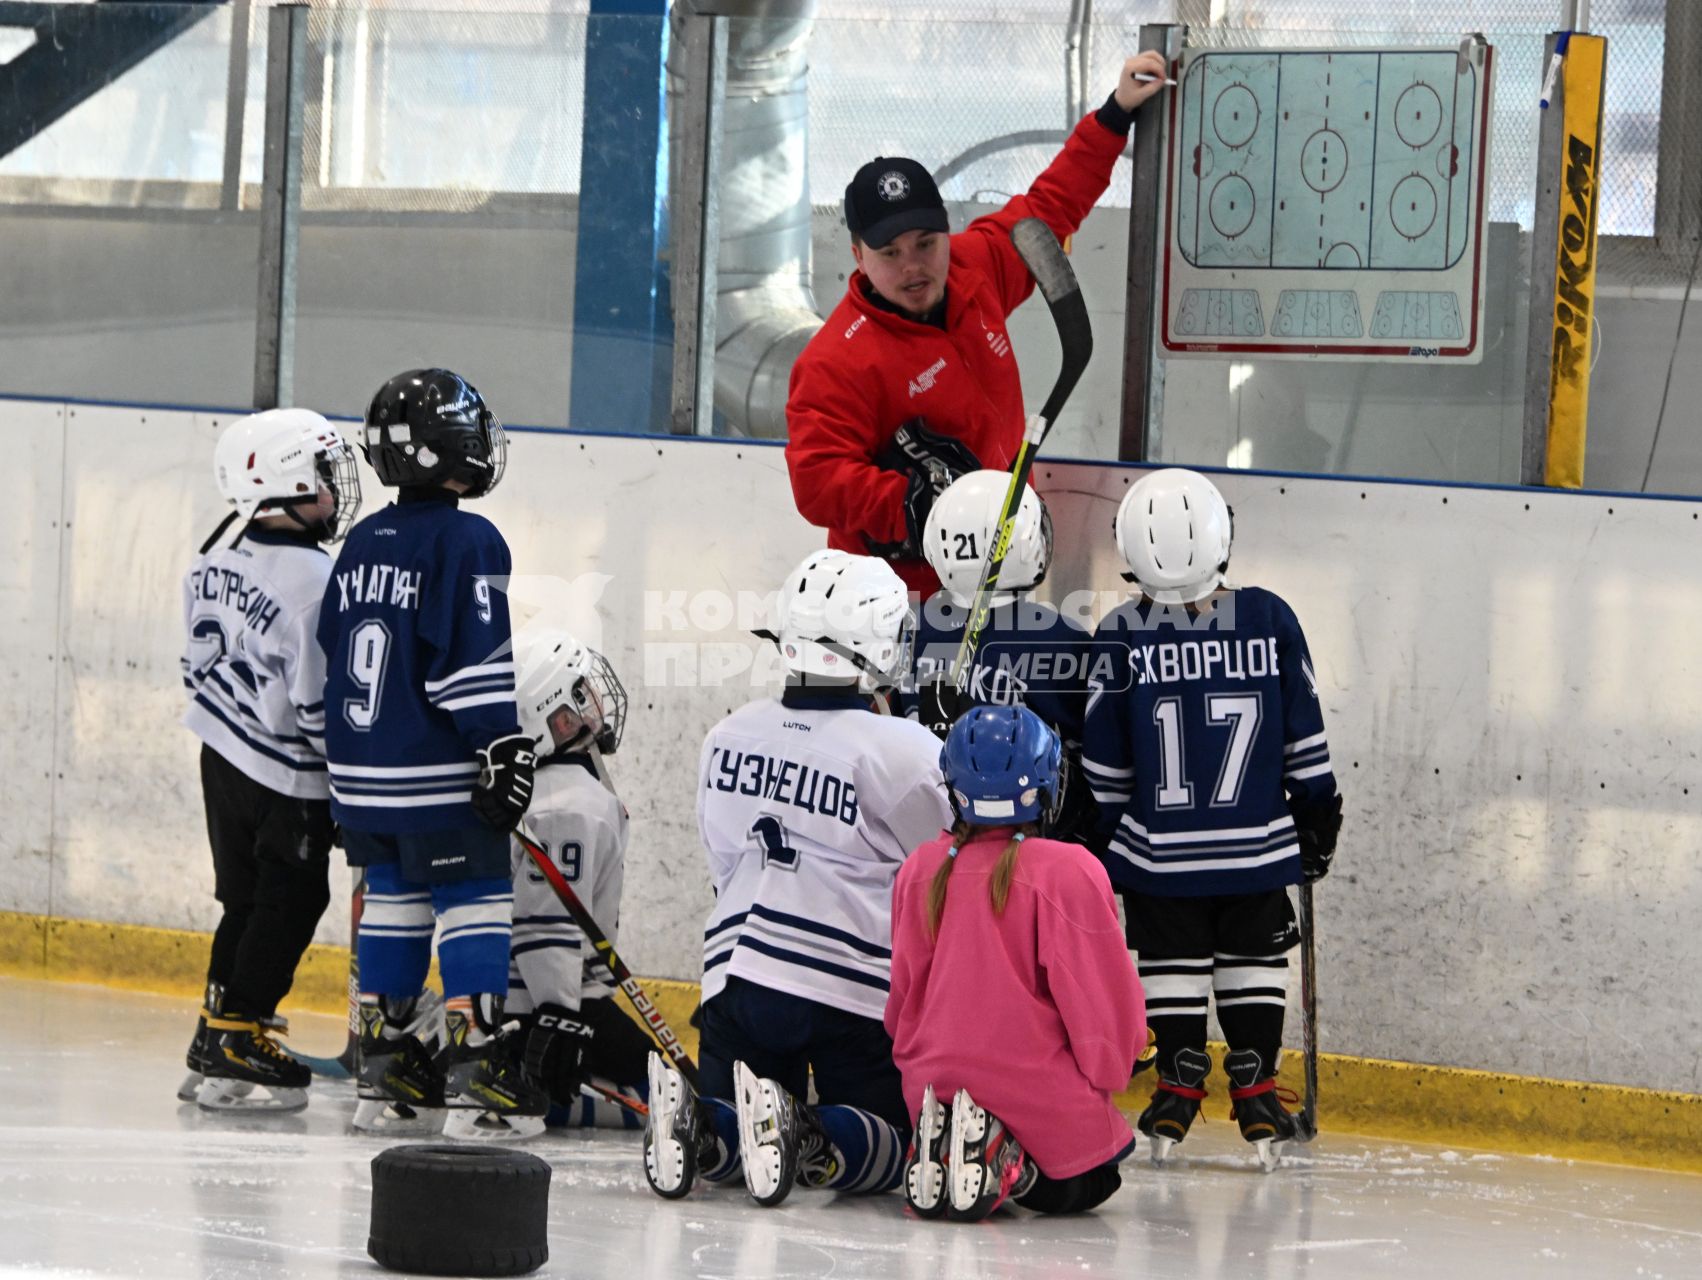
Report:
946,218,1092,693
513,824,702,1091
582,1080,649,1118
1293,882,1320,1142
284,1045,352,1080
335,870,365,1076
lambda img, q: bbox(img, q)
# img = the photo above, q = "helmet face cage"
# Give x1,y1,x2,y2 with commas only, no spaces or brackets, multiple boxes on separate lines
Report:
541,647,628,755
312,441,362,543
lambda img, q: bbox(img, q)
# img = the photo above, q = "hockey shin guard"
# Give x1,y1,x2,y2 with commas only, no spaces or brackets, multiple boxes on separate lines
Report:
1213,951,1288,1069
1137,955,1212,1076
431,876,514,998
812,1105,907,1194
358,863,433,996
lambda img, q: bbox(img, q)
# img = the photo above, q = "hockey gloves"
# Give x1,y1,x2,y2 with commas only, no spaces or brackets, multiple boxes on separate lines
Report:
522,1004,594,1107
915,676,966,741
471,733,537,830
867,418,981,561
1294,791,1343,883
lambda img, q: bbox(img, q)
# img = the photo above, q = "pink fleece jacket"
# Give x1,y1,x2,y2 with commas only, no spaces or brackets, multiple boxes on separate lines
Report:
884,828,1147,1179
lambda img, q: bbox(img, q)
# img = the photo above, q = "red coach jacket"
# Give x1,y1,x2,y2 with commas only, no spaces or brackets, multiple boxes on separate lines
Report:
785,108,1131,595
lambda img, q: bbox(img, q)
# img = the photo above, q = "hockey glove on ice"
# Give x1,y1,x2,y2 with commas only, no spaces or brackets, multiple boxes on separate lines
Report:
522,1004,594,1106
471,733,537,830
1294,792,1343,883
867,418,981,561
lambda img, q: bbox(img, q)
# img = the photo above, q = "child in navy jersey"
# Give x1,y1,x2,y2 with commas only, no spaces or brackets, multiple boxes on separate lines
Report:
319,368,543,1139
1081,468,1342,1168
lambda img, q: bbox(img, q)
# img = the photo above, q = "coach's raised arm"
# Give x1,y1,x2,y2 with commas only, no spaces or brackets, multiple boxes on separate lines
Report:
782,51,1169,595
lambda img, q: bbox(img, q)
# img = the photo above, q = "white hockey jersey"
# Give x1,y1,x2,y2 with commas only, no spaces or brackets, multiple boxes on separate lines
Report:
698,688,952,1021
181,527,333,800
507,754,629,1015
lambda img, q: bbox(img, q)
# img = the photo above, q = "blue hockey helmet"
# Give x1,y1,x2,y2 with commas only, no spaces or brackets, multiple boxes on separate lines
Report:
940,705,1062,826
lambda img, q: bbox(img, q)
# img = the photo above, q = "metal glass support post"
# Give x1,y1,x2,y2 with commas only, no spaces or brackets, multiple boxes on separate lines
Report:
254,4,308,411
1655,0,1701,249
1521,31,1567,486
220,0,253,212
1118,23,1182,463
570,0,672,434
668,7,727,436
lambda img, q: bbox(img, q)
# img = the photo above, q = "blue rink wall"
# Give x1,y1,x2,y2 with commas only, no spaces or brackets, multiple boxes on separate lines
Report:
4,395,1702,1108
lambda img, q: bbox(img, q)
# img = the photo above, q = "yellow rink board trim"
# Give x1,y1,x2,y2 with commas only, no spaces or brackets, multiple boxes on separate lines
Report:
3,910,1698,1175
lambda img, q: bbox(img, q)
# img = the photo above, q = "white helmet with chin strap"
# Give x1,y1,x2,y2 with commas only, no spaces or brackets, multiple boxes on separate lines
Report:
774,550,911,685
1114,468,1233,604
514,627,628,756
922,470,1052,607
214,408,361,543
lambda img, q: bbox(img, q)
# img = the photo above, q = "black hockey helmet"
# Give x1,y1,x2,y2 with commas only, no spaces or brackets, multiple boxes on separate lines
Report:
362,368,507,497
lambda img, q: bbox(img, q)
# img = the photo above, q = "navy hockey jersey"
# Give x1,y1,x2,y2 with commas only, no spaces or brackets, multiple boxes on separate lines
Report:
1081,587,1336,897
908,595,1093,745
182,528,332,799
317,495,520,833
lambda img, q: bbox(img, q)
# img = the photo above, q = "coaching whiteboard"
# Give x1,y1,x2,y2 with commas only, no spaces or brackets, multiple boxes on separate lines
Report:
1160,41,1492,363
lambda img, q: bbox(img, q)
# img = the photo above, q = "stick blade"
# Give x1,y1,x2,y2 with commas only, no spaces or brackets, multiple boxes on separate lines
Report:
1009,218,1092,424
1010,217,1081,307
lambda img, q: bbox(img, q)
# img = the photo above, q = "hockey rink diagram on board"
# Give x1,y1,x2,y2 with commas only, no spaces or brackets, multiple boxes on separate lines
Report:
1161,42,1492,361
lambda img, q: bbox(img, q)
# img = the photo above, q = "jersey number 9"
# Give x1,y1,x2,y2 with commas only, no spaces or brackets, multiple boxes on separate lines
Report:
344,619,392,731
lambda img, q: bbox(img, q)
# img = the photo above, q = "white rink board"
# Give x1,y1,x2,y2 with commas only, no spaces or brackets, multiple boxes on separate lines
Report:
4,395,1702,1096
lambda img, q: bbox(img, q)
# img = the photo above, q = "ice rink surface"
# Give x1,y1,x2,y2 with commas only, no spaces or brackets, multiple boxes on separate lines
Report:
1,978,1698,1280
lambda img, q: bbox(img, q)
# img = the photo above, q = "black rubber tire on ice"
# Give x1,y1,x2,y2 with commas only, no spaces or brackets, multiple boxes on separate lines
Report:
368,1143,551,1277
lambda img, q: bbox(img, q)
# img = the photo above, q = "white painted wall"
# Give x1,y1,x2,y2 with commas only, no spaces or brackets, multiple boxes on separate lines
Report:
4,394,1700,1095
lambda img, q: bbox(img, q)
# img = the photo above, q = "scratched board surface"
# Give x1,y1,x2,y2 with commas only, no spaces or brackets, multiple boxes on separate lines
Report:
1163,43,1490,362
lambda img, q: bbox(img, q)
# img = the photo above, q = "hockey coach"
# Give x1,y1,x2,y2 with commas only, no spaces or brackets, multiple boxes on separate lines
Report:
784,50,1170,595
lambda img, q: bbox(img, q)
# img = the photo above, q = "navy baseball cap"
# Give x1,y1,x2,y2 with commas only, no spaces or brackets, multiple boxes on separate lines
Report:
844,156,948,248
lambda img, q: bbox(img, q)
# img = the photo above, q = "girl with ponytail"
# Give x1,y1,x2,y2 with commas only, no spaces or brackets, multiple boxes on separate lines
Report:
885,706,1149,1222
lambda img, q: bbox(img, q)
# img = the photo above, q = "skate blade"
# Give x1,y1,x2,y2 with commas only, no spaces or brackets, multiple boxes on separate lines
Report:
947,1090,989,1214
905,1088,948,1217
1254,1137,1282,1173
196,1078,306,1114
180,1071,258,1103
733,1062,789,1207
644,1053,694,1198
442,1108,545,1142
352,1097,443,1135
1148,1134,1177,1166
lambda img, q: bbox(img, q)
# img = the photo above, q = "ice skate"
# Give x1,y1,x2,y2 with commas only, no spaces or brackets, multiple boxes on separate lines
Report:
644,1051,713,1197
903,1083,951,1219
1225,1047,1298,1173
195,1009,310,1113
1137,1046,1211,1166
353,997,446,1135
441,1006,548,1141
945,1088,1032,1221
179,980,223,1102
733,1060,821,1208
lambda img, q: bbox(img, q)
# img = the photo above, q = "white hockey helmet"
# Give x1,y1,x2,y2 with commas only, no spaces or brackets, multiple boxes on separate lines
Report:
775,550,912,684
214,408,361,543
922,469,1052,606
514,627,628,755
1114,468,1233,604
